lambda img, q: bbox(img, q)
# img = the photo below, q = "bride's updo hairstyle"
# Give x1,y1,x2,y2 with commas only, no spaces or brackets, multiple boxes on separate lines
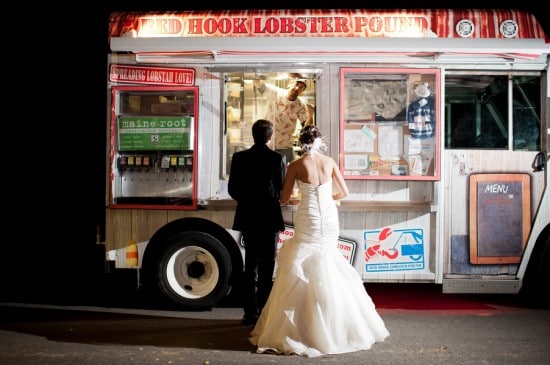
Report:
300,125,326,154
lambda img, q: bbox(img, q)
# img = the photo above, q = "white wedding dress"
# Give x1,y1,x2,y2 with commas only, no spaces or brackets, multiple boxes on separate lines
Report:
249,180,389,357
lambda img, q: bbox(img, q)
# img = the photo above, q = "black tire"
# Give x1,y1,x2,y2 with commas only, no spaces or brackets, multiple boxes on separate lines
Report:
520,226,550,308
154,231,233,310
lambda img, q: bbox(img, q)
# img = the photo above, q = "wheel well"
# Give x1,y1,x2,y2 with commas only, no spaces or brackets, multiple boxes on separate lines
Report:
520,223,550,308
142,218,243,278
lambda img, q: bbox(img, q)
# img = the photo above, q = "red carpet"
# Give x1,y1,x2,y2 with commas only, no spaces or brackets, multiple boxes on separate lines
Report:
365,283,502,310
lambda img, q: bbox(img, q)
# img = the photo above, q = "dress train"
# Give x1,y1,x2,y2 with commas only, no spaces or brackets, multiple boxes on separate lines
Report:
249,180,389,357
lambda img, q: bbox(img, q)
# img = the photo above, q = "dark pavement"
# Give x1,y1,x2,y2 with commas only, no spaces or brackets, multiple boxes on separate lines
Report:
1,280,549,365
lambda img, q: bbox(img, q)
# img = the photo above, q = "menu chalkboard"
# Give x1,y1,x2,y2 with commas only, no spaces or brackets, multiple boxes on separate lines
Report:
469,173,530,264
118,116,193,151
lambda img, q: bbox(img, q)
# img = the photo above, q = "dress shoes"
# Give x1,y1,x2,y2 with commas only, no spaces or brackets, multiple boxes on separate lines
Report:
241,315,259,326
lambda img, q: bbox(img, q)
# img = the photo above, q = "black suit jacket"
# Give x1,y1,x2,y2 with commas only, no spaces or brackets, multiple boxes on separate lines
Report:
228,144,286,233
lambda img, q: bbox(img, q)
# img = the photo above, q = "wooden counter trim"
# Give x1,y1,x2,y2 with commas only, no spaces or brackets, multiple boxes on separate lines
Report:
339,200,434,212
204,199,434,212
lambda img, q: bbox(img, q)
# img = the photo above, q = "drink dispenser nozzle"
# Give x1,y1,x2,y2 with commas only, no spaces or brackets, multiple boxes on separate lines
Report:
186,155,193,172
160,155,170,170
118,155,128,171
127,156,135,171
142,155,150,171
135,155,142,171
178,156,186,170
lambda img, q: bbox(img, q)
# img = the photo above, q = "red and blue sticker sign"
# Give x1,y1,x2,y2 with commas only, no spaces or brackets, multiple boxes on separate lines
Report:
364,227,425,272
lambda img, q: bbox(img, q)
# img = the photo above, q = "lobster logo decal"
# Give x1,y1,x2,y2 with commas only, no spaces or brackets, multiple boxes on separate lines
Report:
365,227,399,262
363,227,426,272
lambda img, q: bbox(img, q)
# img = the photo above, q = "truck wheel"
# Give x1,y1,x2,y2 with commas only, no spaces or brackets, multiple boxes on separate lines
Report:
520,226,550,308
155,231,232,310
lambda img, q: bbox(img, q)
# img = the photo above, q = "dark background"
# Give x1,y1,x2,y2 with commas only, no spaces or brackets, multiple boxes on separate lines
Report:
2,2,546,303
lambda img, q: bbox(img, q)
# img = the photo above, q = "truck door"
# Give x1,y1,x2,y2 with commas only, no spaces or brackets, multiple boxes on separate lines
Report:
443,72,545,286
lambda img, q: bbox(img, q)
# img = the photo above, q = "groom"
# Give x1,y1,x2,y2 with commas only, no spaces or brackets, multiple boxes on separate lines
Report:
228,119,286,326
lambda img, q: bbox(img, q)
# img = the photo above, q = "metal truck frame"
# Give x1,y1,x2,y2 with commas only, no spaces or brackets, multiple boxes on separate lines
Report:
103,9,550,310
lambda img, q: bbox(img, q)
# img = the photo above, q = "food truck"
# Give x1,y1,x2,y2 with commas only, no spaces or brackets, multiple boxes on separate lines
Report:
103,9,550,310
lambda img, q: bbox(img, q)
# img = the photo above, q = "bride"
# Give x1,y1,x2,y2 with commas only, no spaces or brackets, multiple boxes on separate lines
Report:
249,125,389,357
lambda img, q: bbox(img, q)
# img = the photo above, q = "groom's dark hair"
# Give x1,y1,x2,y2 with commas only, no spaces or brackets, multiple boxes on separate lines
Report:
252,119,274,144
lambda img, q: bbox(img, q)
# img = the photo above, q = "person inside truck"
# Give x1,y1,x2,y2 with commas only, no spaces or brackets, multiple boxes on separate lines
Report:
253,75,315,163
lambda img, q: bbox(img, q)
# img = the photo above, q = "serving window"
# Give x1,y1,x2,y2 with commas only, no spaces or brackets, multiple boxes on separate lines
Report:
340,68,440,180
221,70,318,178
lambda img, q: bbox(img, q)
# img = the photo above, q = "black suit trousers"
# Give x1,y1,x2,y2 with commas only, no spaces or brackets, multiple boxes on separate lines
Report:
242,229,279,318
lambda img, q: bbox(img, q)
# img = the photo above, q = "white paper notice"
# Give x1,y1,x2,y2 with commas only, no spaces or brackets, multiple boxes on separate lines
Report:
345,154,369,170
344,126,376,153
378,125,402,159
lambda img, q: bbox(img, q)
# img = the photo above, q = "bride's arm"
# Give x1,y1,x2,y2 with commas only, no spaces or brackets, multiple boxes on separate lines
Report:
280,162,298,205
331,159,349,201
